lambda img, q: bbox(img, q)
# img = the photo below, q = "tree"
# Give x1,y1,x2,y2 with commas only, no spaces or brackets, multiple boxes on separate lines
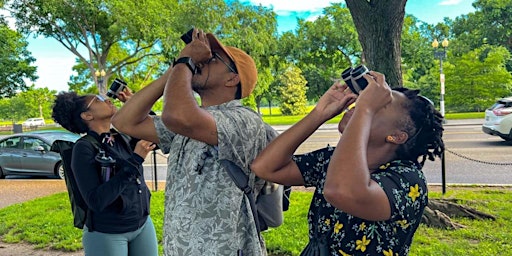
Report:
400,15,437,85
278,65,308,116
0,22,38,97
345,0,407,87
8,0,280,101
443,45,512,112
0,86,56,122
451,0,512,70
6,0,185,94
277,3,361,101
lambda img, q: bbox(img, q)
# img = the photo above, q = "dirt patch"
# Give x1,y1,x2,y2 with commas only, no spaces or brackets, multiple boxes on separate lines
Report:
0,241,81,256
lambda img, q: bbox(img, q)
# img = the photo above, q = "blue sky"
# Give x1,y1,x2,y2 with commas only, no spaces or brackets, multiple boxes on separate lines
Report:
13,0,476,93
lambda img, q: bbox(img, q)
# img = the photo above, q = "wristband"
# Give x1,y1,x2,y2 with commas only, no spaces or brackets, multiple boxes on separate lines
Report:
173,57,197,74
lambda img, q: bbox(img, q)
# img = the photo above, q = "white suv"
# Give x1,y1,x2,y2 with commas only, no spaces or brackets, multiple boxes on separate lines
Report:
22,118,46,127
482,96,512,141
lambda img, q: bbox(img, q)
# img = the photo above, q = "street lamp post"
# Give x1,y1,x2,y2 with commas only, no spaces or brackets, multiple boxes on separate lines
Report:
95,69,106,95
432,38,449,118
432,38,448,194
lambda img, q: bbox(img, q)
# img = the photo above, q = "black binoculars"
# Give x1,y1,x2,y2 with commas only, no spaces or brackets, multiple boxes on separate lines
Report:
107,78,128,99
341,64,370,94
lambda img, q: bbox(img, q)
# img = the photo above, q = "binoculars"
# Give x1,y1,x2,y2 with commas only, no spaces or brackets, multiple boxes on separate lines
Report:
107,78,128,99
341,64,370,94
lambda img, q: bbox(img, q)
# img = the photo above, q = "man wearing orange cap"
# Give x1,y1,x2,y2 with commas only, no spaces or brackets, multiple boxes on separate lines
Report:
112,28,276,255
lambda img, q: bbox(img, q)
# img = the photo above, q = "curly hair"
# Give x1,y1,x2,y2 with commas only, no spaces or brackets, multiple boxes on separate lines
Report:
51,92,90,134
394,88,445,166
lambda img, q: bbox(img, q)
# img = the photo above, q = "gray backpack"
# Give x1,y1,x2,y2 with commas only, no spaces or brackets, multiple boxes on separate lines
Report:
219,159,290,232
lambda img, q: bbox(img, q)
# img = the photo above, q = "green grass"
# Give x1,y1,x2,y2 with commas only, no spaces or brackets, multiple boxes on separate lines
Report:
1,187,511,255
261,106,483,125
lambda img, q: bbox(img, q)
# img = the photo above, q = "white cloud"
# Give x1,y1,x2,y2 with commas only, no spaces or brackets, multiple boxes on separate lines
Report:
248,0,341,14
439,0,463,6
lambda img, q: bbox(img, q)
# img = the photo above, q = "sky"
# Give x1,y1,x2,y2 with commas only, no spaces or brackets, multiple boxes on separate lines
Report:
8,0,476,93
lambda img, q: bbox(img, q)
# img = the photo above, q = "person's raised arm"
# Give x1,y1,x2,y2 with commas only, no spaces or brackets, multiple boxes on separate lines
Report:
112,67,172,144
161,28,219,145
251,83,356,186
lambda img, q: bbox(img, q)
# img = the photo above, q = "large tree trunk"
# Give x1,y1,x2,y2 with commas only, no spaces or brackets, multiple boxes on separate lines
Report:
422,198,496,229
345,0,406,88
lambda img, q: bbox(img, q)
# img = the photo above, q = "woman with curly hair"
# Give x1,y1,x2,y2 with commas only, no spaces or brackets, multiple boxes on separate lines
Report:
52,92,158,256
251,71,444,256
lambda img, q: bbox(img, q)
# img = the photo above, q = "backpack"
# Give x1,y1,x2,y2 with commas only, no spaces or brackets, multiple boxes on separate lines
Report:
219,159,291,232
50,135,101,229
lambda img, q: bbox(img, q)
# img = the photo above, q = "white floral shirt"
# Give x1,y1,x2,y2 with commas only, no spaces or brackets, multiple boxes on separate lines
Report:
154,100,276,256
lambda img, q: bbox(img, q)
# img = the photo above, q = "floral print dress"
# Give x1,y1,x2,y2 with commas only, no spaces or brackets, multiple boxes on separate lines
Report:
293,146,428,256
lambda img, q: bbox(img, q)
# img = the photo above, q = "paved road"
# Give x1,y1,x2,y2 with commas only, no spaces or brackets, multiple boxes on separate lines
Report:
143,119,512,186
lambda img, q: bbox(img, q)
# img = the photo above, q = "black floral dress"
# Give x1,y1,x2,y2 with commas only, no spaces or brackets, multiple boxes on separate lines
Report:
293,146,428,256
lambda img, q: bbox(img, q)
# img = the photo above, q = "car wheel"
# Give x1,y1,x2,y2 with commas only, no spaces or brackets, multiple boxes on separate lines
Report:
55,162,65,179
0,166,4,179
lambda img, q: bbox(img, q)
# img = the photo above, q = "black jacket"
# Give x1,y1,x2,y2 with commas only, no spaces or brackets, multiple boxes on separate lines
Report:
71,130,150,233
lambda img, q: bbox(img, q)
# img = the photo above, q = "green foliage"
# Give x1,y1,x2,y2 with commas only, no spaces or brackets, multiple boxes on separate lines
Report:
278,66,308,116
277,3,360,101
440,45,512,112
0,86,56,122
0,23,37,97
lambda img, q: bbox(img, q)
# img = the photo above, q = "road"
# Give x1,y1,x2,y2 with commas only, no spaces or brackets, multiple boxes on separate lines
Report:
141,119,512,186
3,119,511,186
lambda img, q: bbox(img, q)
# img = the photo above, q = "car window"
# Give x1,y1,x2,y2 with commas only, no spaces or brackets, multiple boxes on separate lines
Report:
21,137,47,150
0,137,21,149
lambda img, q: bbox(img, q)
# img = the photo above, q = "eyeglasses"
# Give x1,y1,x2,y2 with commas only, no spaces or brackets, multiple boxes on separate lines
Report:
86,95,107,109
210,52,238,74
418,95,434,106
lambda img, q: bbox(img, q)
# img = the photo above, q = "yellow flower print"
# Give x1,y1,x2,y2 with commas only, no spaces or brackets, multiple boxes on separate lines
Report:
396,219,410,229
334,221,343,234
409,184,420,202
356,235,371,252
383,248,396,256
338,249,352,256
325,218,331,226
359,222,366,231
379,163,390,170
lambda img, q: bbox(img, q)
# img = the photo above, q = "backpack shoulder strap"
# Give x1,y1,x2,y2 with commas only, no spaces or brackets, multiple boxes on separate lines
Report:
219,159,262,234
80,134,102,151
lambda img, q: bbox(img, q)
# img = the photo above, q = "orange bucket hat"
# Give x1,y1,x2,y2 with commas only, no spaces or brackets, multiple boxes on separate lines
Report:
206,33,257,98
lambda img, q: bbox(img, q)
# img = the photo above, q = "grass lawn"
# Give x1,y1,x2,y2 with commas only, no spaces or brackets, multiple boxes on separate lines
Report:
0,187,511,255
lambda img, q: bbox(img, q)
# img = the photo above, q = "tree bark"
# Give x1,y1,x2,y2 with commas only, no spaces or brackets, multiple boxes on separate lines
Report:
345,0,407,88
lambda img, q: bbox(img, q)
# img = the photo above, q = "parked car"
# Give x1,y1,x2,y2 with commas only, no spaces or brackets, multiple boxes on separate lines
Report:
22,117,46,127
0,130,80,179
482,96,512,141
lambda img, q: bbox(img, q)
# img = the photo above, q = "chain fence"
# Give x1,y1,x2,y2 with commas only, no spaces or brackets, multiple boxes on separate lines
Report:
445,148,512,166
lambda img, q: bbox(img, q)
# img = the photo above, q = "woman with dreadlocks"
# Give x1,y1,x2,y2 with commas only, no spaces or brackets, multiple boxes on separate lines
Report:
251,71,444,256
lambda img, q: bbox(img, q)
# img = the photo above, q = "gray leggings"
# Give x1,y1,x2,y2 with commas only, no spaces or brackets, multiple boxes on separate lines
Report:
83,216,158,256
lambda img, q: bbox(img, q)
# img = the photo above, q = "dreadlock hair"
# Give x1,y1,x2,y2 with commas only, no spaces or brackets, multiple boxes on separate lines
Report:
51,91,90,134
394,87,445,166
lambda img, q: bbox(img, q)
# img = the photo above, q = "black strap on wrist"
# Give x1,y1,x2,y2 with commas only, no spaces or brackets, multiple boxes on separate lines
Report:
173,57,197,74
